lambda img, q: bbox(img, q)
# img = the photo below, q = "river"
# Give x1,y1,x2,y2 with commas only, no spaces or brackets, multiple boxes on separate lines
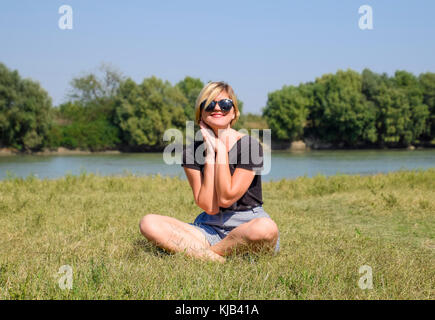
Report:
0,149,434,181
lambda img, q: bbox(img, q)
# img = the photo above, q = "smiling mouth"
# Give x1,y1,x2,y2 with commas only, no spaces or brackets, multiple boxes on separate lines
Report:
211,113,224,117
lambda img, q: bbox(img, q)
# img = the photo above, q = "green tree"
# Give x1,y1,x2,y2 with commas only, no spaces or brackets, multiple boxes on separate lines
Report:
68,63,124,104
309,69,377,146
59,119,120,150
363,69,429,146
419,72,435,141
48,63,125,151
0,62,53,151
231,99,245,130
52,101,121,151
175,76,203,120
114,76,188,150
393,70,429,145
263,84,311,140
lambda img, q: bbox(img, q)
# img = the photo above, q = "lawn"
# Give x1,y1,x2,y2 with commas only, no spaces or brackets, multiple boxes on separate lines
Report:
0,169,434,299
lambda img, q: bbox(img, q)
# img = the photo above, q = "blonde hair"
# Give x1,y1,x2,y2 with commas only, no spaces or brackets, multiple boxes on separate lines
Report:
195,81,240,127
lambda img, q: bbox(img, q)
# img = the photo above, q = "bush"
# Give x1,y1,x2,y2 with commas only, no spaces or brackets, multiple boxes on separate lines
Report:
0,62,53,151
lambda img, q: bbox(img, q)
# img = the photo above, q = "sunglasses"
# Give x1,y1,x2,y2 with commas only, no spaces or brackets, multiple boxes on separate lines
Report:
200,99,234,112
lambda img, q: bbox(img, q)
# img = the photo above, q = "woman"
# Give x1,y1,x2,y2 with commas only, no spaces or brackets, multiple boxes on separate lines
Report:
139,81,279,263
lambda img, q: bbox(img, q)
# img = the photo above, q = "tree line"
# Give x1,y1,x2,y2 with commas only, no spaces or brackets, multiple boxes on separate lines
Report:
264,69,435,148
0,62,434,152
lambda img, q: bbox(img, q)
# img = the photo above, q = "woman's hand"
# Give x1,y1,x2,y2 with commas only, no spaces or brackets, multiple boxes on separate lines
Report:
216,127,235,152
199,120,217,160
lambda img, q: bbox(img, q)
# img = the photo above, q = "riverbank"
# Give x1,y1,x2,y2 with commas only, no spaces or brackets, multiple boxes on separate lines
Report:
0,169,433,299
0,147,122,156
272,139,435,151
1,140,434,156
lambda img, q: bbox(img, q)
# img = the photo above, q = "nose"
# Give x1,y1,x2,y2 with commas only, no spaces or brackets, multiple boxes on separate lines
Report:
211,102,222,112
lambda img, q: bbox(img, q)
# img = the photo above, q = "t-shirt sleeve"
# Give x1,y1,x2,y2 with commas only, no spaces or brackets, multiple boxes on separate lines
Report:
236,137,264,172
181,143,201,171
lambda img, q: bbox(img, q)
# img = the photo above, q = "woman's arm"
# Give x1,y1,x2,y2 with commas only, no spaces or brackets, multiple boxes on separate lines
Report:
197,156,220,214
183,157,220,215
183,121,221,215
214,140,256,208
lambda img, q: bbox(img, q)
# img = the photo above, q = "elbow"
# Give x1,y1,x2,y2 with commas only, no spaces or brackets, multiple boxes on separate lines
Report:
218,197,233,209
203,204,219,215
205,207,219,215
217,189,236,208
196,199,219,215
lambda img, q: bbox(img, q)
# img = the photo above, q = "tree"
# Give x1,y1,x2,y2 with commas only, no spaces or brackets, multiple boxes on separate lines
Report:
0,62,53,151
393,70,429,145
114,76,188,150
51,101,121,151
48,63,125,151
263,84,311,140
363,69,429,146
419,72,435,141
309,69,377,146
175,76,203,120
68,63,124,104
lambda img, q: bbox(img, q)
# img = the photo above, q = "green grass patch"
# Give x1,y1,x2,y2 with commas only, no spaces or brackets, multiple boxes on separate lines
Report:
0,169,434,299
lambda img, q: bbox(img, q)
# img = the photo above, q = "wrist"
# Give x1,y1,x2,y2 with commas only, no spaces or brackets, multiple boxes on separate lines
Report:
215,140,226,152
205,152,215,163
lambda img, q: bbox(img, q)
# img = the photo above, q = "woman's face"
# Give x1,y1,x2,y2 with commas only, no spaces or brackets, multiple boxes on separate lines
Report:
201,90,235,129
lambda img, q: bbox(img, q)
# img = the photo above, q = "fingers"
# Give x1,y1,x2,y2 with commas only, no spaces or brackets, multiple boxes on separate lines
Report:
200,120,214,134
200,124,215,140
200,129,211,142
199,120,217,152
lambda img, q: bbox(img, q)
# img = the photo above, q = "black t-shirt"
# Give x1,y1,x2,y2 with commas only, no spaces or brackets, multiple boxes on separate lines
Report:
181,135,264,212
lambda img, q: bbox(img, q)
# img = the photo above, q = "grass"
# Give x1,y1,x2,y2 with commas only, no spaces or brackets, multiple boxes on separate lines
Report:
0,169,434,299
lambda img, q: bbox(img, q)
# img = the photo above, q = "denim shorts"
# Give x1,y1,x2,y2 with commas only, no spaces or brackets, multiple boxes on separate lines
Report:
188,205,280,254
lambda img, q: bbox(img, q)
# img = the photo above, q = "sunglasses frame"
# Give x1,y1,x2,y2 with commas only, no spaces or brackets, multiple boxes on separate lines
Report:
200,99,234,113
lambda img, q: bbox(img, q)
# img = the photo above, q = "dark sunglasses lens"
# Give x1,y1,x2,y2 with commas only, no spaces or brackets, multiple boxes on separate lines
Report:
205,101,216,112
218,99,234,112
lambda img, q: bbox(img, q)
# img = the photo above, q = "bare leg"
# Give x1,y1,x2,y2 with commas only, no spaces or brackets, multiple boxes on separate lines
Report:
139,214,225,263
210,217,279,257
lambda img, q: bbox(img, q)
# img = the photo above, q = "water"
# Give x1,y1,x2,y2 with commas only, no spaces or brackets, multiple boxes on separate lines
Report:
0,149,434,182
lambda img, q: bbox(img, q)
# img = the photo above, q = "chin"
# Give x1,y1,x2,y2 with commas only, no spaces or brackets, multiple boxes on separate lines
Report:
206,116,230,125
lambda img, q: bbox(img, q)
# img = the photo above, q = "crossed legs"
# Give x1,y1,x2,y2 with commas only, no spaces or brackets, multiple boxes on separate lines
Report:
139,214,224,263
209,217,279,257
139,214,279,263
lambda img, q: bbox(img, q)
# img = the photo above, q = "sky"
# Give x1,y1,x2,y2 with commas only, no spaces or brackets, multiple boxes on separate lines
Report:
1,0,434,114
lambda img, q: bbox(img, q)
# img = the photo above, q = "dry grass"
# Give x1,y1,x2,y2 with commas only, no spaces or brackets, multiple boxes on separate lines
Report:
0,169,434,299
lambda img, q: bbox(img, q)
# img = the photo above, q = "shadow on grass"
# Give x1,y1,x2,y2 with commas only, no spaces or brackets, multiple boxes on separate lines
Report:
226,249,277,264
132,239,171,258
131,238,278,263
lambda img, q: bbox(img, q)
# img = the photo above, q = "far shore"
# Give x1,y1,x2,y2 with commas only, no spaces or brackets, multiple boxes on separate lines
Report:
1,140,434,156
0,147,122,156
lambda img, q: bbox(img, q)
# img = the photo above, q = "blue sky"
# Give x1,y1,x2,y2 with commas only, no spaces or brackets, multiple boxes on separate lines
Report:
1,0,434,114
